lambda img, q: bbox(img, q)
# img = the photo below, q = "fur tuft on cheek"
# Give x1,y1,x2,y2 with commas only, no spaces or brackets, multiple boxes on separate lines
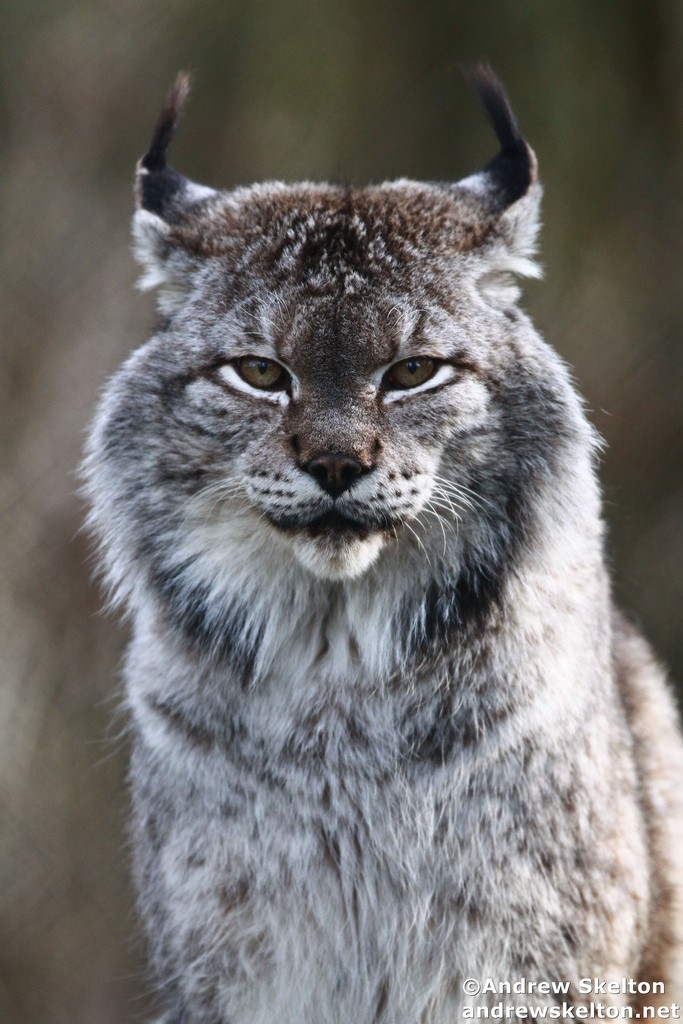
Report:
132,209,196,314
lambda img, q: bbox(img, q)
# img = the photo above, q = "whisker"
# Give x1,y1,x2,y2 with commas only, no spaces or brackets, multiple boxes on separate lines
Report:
431,478,478,506
182,478,245,507
431,487,477,517
180,479,251,529
427,498,463,528
432,474,493,510
428,486,464,518
421,505,447,554
420,501,456,556
429,493,467,520
403,518,431,567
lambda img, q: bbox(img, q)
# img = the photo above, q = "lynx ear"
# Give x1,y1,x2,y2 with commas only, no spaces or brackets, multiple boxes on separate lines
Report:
132,73,216,305
453,66,542,297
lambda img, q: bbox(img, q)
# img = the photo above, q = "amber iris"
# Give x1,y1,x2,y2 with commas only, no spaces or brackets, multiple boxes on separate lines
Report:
235,356,287,390
384,357,437,390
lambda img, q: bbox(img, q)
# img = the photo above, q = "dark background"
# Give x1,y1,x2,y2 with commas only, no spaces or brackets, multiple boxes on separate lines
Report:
1,2,681,1021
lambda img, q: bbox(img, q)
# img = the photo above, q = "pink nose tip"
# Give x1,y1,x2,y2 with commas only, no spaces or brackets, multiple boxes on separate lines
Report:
304,452,366,498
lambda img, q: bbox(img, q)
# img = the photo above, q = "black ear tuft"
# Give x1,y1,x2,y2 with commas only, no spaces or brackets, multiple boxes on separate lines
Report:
464,64,536,208
464,63,521,152
140,71,191,174
135,72,197,218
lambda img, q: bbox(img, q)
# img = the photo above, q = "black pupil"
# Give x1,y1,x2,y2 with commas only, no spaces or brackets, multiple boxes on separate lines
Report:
257,361,270,375
406,360,420,374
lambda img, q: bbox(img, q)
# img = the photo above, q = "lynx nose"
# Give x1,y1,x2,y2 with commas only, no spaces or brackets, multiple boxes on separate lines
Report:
304,452,366,498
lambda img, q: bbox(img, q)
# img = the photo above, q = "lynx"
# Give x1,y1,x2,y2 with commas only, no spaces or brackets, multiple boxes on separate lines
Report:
84,69,683,1022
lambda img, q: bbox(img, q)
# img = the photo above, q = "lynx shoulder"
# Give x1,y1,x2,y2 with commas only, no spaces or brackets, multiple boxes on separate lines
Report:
84,68,683,1023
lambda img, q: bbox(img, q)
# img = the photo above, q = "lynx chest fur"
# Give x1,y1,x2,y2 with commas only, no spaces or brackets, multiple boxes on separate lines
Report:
84,70,683,1023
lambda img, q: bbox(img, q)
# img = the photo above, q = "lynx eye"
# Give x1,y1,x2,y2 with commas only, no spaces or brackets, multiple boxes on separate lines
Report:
234,356,288,391
383,357,438,391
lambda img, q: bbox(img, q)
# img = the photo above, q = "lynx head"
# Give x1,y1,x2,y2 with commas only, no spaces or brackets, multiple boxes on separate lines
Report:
86,68,593,677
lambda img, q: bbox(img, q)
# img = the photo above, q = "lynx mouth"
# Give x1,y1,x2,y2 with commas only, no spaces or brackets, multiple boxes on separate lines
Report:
305,509,371,538
267,507,403,538
267,508,370,537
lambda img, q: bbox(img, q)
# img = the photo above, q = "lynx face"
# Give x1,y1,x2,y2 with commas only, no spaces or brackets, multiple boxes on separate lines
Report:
132,182,512,583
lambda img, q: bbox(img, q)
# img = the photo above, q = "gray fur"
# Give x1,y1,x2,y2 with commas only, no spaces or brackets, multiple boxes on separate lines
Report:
84,69,683,1022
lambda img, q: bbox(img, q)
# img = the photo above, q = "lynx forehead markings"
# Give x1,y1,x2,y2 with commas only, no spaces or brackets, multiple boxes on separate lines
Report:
84,66,683,1023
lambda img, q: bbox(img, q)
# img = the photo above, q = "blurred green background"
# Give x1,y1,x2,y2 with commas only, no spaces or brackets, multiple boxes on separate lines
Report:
1,1,682,1021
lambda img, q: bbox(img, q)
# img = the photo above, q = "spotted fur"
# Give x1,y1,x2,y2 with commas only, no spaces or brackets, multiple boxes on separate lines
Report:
84,68,683,1022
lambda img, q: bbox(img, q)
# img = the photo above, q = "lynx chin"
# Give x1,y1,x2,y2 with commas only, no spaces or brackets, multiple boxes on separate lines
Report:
83,68,683,1023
